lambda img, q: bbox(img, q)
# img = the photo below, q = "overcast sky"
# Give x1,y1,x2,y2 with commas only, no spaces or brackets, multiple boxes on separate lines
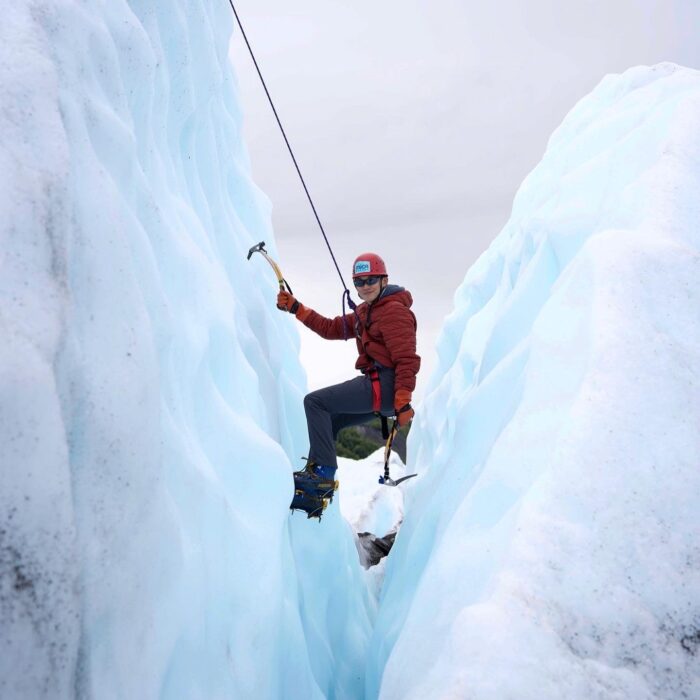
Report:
229,0,700,399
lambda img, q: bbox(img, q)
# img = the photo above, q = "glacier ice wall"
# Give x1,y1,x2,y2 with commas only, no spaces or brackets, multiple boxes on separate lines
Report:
369,63,700,700
0,2,371,698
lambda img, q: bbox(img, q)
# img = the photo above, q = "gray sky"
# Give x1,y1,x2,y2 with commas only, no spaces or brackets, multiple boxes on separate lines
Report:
229,0,700,399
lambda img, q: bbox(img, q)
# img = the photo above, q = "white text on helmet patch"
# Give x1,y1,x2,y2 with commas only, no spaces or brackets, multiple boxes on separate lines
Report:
354,260,371,274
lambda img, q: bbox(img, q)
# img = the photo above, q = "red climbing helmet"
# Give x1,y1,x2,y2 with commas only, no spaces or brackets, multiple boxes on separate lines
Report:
352,252,387,278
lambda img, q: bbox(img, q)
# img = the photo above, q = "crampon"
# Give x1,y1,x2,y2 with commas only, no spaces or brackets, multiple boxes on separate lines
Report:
289,462,339,521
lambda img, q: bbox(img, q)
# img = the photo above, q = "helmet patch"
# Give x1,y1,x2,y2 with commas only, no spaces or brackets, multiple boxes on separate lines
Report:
354,260,371,275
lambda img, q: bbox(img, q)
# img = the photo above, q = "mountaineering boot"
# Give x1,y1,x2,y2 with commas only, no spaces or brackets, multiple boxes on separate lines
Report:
290,461,339,520
293,461,338,498
297,463,338,499
309,464,338,499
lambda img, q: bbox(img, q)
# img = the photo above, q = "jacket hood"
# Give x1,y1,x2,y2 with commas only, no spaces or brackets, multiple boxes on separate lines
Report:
374,284,413,308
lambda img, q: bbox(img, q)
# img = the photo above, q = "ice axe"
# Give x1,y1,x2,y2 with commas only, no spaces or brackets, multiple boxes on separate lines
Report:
247,241,294,307
379,420,417,487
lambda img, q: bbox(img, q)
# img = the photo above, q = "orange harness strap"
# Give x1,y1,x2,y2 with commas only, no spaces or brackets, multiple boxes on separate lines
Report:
368,367,382,413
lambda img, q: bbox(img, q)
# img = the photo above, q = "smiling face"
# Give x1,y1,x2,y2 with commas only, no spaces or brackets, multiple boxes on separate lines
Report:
354,275,387,303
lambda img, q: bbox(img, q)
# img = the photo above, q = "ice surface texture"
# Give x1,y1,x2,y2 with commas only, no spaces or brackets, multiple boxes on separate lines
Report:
4,4,699,698
0,2,371,698
369,64,700,700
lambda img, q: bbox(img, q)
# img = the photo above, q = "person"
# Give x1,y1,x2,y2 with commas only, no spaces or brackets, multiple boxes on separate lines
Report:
277,252,420,510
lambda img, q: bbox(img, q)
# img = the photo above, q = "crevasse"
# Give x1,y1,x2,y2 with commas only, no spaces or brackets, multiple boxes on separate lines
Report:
2,2,699,700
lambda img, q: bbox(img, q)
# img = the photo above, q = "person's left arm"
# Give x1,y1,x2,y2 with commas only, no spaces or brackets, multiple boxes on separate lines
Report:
381,303,421,424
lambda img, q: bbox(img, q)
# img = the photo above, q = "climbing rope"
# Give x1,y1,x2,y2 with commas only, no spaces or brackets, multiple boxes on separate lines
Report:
228,0,354,311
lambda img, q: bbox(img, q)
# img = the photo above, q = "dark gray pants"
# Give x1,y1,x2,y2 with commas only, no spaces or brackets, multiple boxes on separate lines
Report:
304,368,395,468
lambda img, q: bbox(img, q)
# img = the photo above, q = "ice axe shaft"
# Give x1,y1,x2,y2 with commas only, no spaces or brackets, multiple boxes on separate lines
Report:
246,241,294,299
383,422,398,480
378,420,417,487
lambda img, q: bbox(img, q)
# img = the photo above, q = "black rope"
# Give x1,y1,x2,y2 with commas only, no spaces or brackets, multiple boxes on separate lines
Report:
228,0,351,298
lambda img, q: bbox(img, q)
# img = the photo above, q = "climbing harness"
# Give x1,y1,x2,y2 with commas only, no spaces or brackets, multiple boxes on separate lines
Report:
366,365,391,440
378,421,417,487
368,367,382,414
229,0,357,323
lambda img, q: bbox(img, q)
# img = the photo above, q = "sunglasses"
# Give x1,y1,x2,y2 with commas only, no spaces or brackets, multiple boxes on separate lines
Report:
353,275,383,288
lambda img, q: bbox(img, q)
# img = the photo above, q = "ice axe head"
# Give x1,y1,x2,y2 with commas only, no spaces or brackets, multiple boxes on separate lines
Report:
246,241,292,295
247,241,267,260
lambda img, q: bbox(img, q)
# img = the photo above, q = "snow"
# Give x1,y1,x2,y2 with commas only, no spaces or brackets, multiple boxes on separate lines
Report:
2,3,699,698
337,449,406,535
1,2,371,698
369,63,700,700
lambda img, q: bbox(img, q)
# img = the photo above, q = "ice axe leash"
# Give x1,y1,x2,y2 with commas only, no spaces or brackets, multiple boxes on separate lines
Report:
378,420,418,487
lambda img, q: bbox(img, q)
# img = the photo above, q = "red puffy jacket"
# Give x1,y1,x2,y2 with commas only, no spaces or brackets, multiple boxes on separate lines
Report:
296,285,421,399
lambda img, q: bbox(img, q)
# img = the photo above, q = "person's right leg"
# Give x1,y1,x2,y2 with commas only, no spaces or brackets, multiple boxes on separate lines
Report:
292,371,393,518
303,375,375,469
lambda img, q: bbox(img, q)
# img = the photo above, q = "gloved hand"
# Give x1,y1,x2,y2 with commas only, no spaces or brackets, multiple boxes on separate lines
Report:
394,389,414,428
396,405,414,428
277,290,300,313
